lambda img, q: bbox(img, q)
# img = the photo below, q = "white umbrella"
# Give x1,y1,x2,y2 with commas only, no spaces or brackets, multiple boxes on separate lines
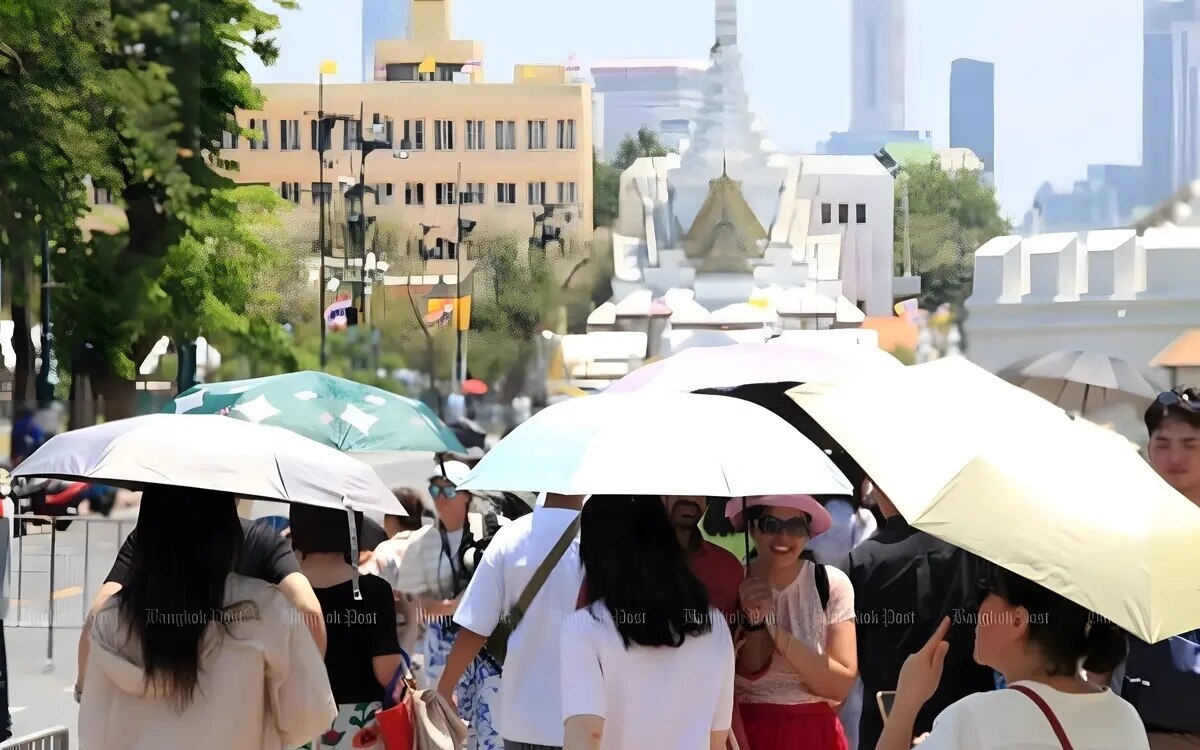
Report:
12,414,405,515
458,393,851,497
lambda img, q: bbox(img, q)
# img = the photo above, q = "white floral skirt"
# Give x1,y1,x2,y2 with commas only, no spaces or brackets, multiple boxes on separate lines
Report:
422,618,503,750
301,702,383,749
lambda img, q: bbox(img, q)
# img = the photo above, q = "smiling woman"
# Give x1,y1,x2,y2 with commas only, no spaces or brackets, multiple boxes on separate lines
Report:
731,496,858,750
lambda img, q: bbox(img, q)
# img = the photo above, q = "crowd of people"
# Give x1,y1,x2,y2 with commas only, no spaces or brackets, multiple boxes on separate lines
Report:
66,387,1200,749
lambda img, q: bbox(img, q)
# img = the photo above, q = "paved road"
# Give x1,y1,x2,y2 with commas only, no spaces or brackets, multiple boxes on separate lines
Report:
6,514,136,743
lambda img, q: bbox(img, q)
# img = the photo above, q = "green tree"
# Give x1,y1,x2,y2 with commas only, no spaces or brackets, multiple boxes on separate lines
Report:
612,126,673,171
593,150,621,228
0,0,115,407
895,158,1012,310
468,233,560,400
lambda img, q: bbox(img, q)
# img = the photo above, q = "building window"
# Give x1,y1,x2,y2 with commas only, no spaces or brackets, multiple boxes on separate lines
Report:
556,119,576,149
557,181,578,203
376,182,395,206
435,238,458,260
403,119,425,150
279,119,301,151
405,182,425,206
343,120,361,151
528,181,547,205
838,203,849,224
311,181,332,207
497,182,517,204
436,182,458,205
465,120,486,150
280,182,302,204
527,120,548,150
249,118,270,150
93,186,112,205
434,120,456,151
462,183,485,204
495,121,517,150
821,203,832,224
856,203,867,224
371,113,394,146
220,130,239,149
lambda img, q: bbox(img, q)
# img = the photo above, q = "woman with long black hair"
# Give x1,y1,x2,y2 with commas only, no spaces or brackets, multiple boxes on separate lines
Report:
79,487,335,750
562,495,735,750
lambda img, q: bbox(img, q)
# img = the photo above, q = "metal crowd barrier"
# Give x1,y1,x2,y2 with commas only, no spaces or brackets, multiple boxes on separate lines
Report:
6,514,134,672
0,727,69,750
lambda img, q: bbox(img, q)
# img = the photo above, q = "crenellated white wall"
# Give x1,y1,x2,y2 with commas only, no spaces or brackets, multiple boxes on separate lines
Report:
965,227,1200,387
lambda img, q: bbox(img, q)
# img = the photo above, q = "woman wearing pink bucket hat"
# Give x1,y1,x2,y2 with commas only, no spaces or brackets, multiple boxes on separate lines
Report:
729,495,859,750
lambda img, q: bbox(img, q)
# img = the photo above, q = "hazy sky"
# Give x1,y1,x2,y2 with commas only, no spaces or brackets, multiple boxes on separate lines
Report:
243,0,1142,221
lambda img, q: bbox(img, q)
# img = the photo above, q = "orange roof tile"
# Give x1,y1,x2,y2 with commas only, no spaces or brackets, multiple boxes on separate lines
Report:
1151,330,1200,368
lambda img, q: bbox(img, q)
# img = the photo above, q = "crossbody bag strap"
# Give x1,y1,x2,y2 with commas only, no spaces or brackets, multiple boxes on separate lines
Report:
1008,685,1075,750
514,515,581,616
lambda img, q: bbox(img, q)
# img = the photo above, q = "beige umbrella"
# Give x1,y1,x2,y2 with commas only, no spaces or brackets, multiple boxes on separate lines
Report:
789,356,1200,643
999,350,1160,416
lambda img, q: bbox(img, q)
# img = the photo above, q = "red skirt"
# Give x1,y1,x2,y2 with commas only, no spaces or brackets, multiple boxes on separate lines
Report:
740,702,849,750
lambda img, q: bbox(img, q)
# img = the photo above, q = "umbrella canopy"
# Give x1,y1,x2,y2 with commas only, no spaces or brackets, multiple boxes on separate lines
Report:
458,392,851,497
12,414,404,515
169,371,464,454
999,350,1160,415
605,342,902,394
789,356,1200,643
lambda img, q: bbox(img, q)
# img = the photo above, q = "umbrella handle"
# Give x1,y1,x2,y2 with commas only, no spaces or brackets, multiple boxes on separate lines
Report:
346,504,362,601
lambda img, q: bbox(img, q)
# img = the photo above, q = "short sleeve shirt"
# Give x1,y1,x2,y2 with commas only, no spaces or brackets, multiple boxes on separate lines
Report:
105,517,300,587
313,574,400,704
735,562,855,706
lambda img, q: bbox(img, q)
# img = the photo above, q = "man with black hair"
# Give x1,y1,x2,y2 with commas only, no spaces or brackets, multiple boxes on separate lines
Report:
843,477,993,750
1120,387,1200,748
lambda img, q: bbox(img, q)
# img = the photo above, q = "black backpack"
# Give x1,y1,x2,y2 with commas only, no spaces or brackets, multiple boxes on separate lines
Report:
1122,633,1200,733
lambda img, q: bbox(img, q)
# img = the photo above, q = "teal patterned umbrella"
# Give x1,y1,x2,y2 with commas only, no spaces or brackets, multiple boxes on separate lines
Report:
167,371,464,454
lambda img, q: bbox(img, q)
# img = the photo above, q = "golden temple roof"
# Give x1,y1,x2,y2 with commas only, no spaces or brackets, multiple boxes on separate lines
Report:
684,162,768,273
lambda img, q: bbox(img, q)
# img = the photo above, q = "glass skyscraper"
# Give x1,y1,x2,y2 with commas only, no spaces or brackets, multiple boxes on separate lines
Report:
362,0,410,82
949,58,995,179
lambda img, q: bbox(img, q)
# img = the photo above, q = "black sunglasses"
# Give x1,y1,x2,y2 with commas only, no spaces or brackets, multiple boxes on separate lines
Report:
755,514,810,537
1156,391,1200,414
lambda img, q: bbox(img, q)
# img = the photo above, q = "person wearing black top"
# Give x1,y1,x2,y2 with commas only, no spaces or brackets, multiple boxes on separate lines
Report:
842,477,994,750
76,491,327,702
291,505,401,750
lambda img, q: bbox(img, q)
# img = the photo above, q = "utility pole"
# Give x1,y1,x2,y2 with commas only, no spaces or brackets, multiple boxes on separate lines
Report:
454,161,464,387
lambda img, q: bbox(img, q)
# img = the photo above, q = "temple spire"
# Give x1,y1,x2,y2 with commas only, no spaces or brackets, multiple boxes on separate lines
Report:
715,0,738,49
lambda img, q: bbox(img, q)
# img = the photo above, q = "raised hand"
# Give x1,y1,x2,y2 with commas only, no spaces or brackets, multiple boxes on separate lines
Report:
896,616,951,708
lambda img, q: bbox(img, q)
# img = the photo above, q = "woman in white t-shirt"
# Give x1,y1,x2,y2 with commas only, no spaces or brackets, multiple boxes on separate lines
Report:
878,565,1149,750
561,495,735,750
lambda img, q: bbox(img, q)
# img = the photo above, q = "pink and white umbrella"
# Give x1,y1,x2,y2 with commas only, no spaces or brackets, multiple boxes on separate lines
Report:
605,342,903,394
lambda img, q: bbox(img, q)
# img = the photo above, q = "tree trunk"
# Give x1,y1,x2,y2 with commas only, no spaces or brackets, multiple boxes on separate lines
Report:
10,257,34,413
95,375,136,421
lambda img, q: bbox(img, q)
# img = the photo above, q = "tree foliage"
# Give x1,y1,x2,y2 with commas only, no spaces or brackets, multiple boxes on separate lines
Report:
1,0,300,418
612,126,674,171
894,159,1012,310
593,150,621,229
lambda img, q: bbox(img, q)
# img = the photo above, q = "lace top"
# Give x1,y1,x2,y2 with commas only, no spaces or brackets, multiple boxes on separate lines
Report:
736,561,856,706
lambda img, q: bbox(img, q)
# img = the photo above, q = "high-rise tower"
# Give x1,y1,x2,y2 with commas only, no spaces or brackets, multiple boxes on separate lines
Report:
850,0,906,132
362,0,410,81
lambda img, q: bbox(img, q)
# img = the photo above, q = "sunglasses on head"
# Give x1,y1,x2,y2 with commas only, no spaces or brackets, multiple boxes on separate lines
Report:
428,483,458,500
1156,390,1200,414
754,514,810,537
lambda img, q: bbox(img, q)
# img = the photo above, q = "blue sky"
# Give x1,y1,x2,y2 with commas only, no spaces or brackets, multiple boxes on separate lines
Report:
243,0,1142,221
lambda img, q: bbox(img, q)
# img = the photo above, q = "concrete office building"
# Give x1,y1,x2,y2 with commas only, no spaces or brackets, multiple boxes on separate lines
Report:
362,0,410,81
949,58,995,181
1144,0,1200,206
230,0,594,255
589,59,707,156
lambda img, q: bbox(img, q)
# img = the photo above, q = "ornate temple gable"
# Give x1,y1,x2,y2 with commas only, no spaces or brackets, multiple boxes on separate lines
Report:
684,164,768,273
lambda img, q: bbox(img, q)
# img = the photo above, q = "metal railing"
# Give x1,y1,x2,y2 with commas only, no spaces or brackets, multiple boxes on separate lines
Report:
0,727,69,750
7,514,134,672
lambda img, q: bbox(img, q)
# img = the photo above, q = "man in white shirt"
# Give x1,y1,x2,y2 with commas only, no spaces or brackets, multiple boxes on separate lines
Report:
437,493,584,750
